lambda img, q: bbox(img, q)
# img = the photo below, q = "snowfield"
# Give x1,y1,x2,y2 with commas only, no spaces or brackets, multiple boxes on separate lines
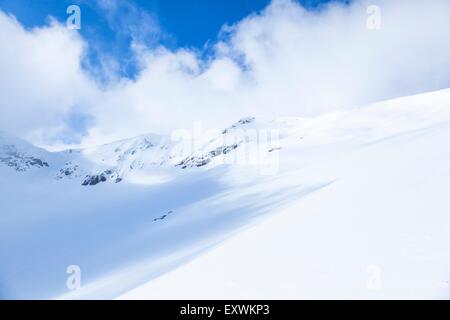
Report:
1,89,450,299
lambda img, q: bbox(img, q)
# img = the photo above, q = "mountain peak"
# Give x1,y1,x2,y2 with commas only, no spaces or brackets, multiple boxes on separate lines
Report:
0,131,51,172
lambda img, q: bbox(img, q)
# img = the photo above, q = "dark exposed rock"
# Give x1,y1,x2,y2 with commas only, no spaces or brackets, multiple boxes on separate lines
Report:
81,168,122,186
177,143,240,169
196,158,211,167
82,173,108,186
222,117,255,134
153,210,174,222
0,145,50,171
58,164,79,177
29,158,49,167
222,143,239,154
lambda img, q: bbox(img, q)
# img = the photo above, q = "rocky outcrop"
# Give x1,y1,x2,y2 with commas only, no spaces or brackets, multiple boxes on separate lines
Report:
0,145,49,172
153,210,174,222
56,162,83,180
81,169,122,186
222,117,255,134
177,143,240,169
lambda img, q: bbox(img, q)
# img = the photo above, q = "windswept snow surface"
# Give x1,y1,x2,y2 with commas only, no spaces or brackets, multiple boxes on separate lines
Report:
2,89,450,299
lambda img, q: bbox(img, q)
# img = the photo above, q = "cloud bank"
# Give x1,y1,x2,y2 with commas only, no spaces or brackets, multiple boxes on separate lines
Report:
1,0,450,148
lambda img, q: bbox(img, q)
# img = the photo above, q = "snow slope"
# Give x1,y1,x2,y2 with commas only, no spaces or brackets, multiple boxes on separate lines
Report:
120,89,450,300
121,117,450,299
1,89,450,299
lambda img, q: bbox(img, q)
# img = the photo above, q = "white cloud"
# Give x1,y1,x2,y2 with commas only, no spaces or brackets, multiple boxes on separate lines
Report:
2,0,450,148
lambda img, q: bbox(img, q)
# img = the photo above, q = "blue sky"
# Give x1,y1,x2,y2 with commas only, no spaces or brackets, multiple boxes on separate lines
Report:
0,0,343,78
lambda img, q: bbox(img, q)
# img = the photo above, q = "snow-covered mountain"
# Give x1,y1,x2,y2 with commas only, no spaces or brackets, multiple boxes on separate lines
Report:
1,88,450,299
0,131,50,172
0,116,279,186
